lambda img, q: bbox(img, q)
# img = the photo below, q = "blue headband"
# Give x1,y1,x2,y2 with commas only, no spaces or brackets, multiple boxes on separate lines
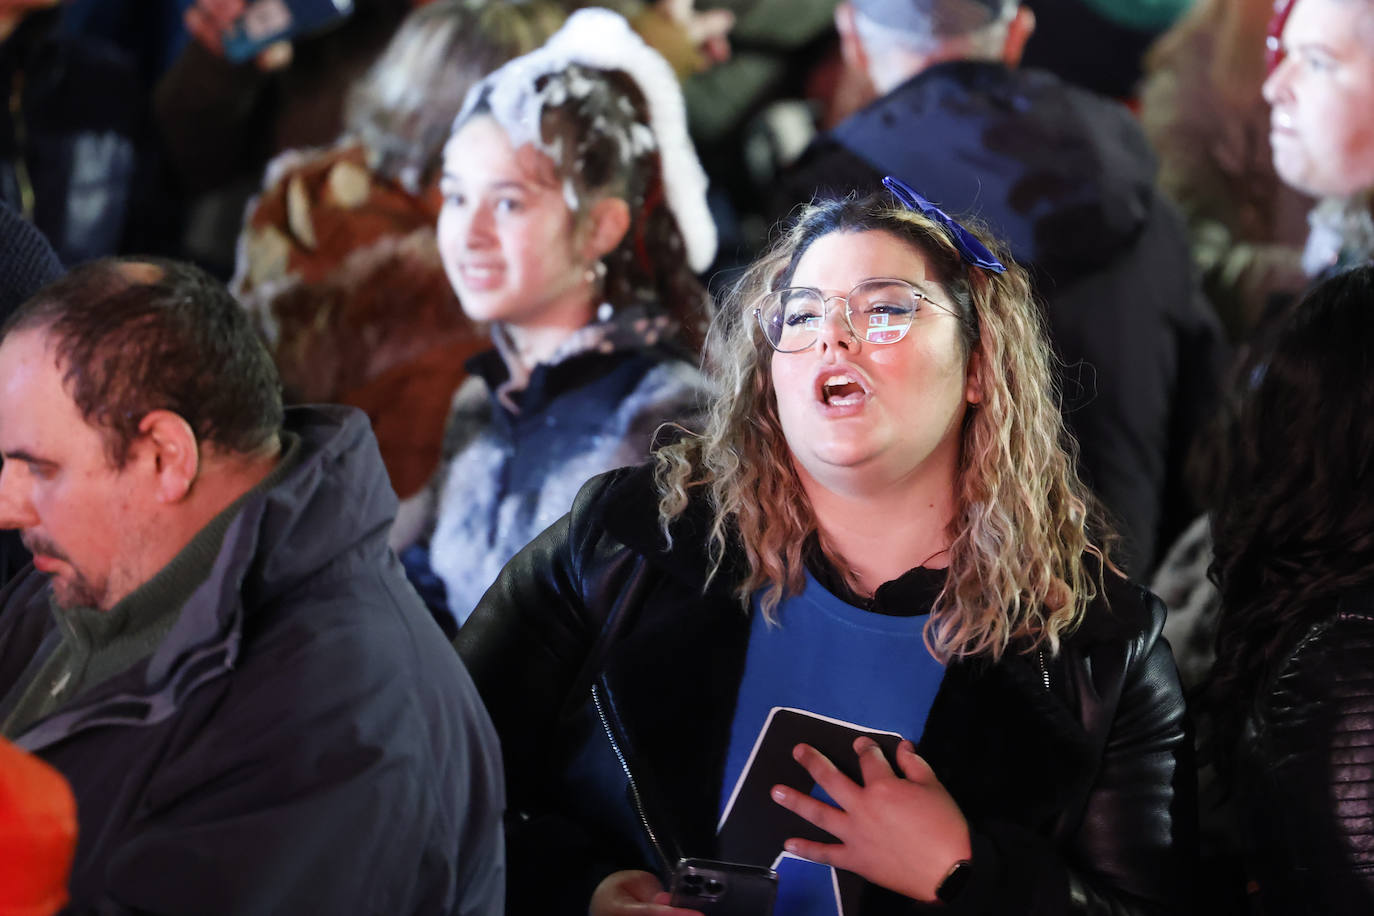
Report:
882,176,1007,274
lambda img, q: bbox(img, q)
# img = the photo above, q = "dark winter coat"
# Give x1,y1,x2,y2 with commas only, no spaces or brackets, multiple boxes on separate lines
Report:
0,406,505,915
456,464,1197,915
779,61,1227,575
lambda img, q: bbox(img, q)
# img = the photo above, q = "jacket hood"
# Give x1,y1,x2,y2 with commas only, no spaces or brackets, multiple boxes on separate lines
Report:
833,61,1157,274
241,405,397,606
152,403,396,681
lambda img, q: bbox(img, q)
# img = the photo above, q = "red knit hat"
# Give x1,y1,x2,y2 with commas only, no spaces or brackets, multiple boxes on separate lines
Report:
0,739,77,916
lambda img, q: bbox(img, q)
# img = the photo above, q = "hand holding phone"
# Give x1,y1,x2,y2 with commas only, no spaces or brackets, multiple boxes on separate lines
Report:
669,859,777,915
590,869,711,916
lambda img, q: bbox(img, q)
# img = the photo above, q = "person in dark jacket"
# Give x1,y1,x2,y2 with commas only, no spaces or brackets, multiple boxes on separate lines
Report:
776,0,1226,576
457,191,1195,915
0,257,505,915
1201,265,1374,914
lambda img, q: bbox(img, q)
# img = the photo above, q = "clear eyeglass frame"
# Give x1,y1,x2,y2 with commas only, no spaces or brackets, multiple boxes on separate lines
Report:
753,277,952,353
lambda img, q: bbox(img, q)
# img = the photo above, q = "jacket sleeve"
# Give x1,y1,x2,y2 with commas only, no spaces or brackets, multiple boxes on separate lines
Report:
935,592,1197,916
1241,611,1374,914
92,593,505,916
454,477,610,773
1057,599,1197,915
455,469,646,914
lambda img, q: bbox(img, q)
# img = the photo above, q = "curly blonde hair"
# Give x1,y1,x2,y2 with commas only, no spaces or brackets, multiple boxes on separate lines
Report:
655,194,1105,662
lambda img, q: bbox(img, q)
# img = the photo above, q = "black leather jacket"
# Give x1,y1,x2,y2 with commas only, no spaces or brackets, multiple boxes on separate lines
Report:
1235,591,1374,914
457,465,1197,914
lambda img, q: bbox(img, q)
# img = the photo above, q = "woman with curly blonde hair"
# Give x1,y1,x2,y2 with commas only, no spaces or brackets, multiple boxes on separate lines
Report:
457,182,1195,916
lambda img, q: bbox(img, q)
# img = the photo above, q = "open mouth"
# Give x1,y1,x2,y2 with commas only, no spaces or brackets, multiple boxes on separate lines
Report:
820,373,866,406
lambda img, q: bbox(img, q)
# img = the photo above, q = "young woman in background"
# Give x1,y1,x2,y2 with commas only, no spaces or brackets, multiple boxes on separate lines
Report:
392,9,716,630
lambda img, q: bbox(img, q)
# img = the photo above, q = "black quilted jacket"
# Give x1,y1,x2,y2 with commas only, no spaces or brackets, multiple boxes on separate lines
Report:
1236,591,1374,913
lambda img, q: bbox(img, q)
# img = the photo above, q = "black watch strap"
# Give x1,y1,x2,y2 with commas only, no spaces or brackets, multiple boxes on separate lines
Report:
935,859,973,904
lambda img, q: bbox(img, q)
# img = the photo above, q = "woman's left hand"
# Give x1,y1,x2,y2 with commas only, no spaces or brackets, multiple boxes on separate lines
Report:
770,737,972,902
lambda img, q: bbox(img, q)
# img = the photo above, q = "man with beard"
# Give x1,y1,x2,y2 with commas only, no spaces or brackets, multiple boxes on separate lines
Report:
0,257,504,914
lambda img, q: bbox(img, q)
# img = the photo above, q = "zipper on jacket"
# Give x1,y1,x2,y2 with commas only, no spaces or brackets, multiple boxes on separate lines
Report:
591,681,672,872
1037,649,1050,691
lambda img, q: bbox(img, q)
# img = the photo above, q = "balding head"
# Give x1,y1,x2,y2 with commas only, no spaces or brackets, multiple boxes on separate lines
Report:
853,0,1016,45
3,257,283,469
0,258,287,610
112,261,166,286
838,0,1034,96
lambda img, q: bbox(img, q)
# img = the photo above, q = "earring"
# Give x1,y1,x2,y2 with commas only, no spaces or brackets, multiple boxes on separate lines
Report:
584,260,607,285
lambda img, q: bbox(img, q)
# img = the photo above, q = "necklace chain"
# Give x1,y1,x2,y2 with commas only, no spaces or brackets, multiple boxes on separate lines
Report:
919,545,951,568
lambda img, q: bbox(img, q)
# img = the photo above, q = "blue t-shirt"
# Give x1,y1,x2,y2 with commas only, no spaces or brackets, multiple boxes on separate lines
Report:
718,569,947,916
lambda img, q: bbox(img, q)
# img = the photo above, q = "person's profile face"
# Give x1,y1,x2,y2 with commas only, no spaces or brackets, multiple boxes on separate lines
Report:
436,115,597,335
766,229,978,499
1263,0,1374,198
0,328,147,610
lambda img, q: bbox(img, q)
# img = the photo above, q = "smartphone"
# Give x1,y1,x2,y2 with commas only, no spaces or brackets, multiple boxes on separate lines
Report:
221,0,354,63
668,858,778,915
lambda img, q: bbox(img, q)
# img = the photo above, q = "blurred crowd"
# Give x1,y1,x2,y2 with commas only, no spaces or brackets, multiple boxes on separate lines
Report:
1,0,1373,912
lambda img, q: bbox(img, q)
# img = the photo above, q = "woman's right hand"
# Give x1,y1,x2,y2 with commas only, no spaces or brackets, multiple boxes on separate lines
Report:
589,870,703,916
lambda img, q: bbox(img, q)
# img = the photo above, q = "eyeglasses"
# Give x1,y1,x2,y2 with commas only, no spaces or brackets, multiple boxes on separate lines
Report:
753,278,951,353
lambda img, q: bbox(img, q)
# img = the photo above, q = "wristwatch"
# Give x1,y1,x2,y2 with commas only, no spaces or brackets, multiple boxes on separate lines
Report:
935,859,973,904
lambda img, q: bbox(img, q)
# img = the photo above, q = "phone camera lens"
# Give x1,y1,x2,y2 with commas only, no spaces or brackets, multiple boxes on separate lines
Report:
704,879,725,896
682,874,703,890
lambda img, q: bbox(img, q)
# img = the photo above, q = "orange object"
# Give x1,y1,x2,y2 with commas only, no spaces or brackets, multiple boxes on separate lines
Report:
0,739,77,916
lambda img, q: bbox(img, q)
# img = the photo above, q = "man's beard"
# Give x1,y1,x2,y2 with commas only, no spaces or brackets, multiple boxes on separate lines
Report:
22,535,105,610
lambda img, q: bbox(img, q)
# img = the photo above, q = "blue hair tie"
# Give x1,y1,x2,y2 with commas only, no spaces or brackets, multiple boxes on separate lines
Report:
882,176,1007,274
